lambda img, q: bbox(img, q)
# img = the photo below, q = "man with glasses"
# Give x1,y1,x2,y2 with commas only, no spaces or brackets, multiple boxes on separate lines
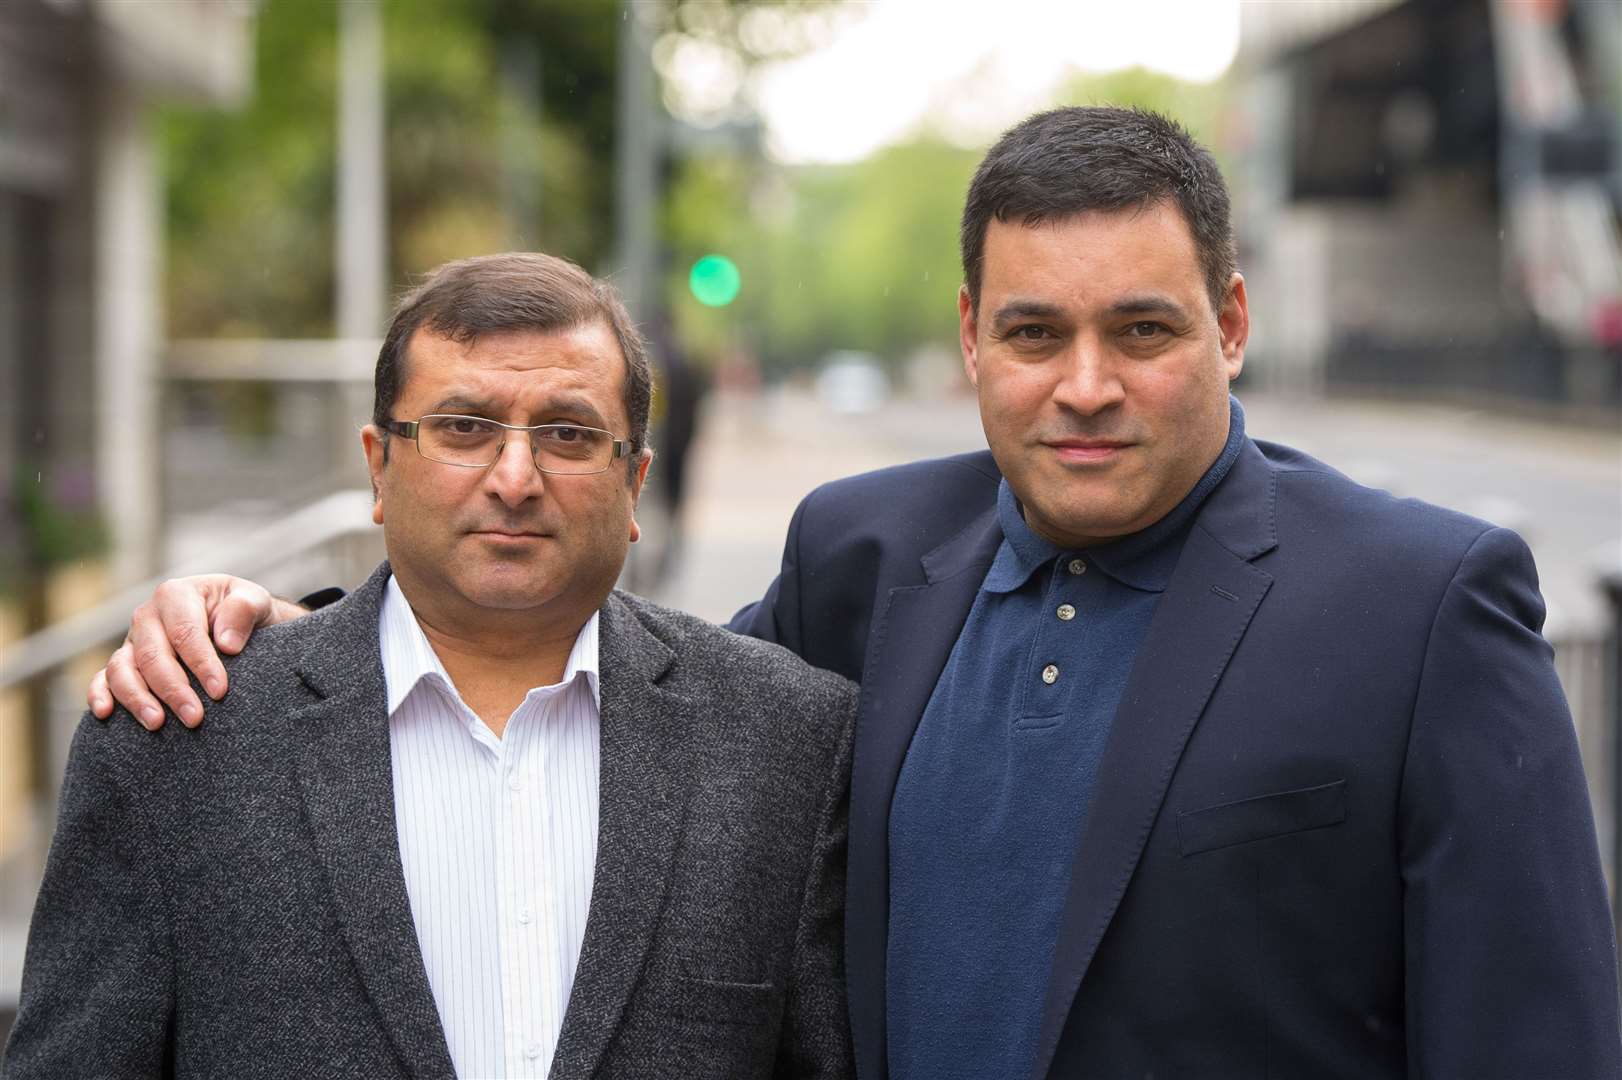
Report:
5,253,856,1079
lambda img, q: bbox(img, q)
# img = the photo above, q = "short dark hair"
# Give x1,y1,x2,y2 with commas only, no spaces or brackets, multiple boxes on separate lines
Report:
960,106,1238,314
373,252,652,470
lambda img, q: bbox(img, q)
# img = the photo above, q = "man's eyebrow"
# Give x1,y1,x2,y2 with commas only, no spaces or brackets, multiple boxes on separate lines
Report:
990,300,1066,326
431,394,495,413
537,394,609,427
1106,294,1192,321
428,393,609,427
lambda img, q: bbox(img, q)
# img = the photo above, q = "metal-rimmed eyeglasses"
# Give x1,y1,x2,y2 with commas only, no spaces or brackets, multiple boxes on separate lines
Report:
382,415,631,475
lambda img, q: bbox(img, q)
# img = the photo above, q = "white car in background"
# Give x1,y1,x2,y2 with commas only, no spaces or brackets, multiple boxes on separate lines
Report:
815,351,889,414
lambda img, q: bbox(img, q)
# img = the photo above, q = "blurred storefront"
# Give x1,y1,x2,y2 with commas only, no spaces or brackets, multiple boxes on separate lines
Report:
0,0,256,1033
1235,0,1622,414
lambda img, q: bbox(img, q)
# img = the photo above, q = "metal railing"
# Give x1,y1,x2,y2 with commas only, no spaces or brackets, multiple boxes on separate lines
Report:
1555,625,1618,891
2,489,380,693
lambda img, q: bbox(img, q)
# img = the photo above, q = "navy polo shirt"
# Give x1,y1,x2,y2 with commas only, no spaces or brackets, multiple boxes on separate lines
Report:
885,398,1246,1080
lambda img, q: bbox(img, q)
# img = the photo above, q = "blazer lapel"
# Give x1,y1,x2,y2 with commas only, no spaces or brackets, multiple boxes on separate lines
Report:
847,508,1002,1080
549,592,696,1079
290,565,456,1080
1029,441,1279,1080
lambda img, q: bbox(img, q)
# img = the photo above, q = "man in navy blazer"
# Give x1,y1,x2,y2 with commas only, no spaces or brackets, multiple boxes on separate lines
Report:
89,107,1619,1077
727,107,1620,1078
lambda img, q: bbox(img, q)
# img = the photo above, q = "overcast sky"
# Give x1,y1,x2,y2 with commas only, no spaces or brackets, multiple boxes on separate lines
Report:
749,0,1241,164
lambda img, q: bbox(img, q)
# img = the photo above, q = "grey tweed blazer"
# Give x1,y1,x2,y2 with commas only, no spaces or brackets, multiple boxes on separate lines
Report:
4,564,856,1079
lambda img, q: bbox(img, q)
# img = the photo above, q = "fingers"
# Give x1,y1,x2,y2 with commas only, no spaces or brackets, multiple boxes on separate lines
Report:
210,580,276,656
103,640,172,731
129,585,213,727
87,667,114,720
94,573,277,730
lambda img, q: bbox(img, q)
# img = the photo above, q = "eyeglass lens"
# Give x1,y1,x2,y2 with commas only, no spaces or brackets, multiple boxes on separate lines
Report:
417,415,612,473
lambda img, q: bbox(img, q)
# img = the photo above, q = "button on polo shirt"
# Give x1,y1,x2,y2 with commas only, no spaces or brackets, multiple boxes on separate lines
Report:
885,397,1248,1080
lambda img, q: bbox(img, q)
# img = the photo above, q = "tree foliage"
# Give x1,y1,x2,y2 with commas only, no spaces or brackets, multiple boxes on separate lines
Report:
161,0,341,338
159,0,841,340
158,0,1226,382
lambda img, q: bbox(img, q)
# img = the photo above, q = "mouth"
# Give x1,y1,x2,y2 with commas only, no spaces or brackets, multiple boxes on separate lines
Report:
1042,439,1132,465
468,529,550,542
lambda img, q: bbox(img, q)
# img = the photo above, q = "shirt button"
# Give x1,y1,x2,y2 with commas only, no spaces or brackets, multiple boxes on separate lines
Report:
1056,603,1076,621
1041,664,1059,684
525,1041,543,1060
1067,558,1086,575
517,907,533,924
507,773,522,791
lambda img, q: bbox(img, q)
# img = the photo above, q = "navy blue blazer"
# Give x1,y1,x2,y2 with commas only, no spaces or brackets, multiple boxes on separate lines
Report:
730,438,1621,1080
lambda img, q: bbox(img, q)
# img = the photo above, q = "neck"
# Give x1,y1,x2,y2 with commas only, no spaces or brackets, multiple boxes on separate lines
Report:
399,585,599,738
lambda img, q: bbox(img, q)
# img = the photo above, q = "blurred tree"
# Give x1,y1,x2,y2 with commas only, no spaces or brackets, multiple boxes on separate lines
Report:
160,0,846,341
158,4,1213,382
385,0,597,276
161,0,340,339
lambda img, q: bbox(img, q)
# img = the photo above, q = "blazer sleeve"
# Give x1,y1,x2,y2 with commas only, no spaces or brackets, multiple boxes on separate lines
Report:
1397,527,1621,1077
3,716,174,1077
774,680,858,1080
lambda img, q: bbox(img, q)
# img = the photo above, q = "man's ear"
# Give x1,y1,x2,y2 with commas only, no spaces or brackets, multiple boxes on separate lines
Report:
1218,273,1249,381
360,425,387,525
626,449,653,544
958,284,981,388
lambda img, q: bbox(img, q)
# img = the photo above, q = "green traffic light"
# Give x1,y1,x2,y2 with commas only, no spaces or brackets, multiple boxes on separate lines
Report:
689,255,741,307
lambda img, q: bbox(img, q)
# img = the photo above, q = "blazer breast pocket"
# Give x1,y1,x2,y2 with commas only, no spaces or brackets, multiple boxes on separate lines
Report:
1177,779,1347,856
669,974,777,1027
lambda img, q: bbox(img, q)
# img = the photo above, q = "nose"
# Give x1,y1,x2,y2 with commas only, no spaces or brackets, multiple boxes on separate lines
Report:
481,430,545,508
1050,337,1126,417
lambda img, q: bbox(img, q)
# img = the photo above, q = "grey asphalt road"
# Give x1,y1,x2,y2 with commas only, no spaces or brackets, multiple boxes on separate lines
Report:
649,388,1622,638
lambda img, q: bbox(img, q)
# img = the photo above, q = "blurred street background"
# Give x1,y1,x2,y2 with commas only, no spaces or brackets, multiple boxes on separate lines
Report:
2,0,1621,1037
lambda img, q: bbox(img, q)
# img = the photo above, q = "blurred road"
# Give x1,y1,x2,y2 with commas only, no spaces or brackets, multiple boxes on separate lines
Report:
649,388,1622,636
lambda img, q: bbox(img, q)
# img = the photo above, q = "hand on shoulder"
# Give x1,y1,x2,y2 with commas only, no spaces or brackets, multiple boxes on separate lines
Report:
87,574,310,731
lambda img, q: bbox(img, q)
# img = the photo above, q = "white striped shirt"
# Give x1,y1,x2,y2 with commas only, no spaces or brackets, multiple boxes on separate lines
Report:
379,574,600,1080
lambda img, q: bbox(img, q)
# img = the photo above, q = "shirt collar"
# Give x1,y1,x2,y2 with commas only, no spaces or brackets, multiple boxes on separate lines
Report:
983,480,1062,594
378,573,601,720
982,395,1247,595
